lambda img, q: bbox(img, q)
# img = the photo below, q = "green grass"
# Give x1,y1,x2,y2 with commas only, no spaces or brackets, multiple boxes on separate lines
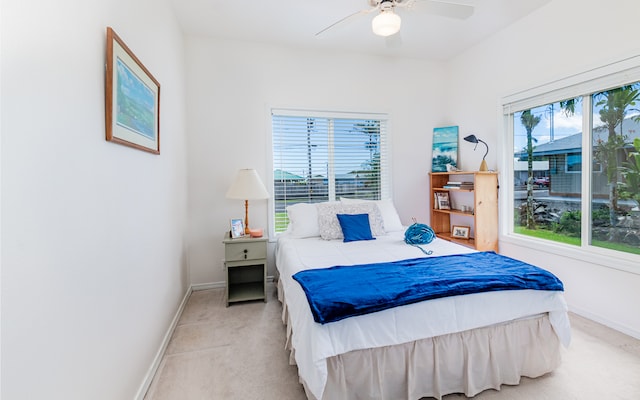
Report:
592,239,640,255
515,226,640,255
275,212,289,233
514,226,581,246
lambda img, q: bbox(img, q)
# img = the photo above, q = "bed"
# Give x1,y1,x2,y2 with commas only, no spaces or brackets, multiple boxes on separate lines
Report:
275,200,570,400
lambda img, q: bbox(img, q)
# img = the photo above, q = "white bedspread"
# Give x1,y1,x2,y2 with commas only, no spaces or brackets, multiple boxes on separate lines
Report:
275,232,571,400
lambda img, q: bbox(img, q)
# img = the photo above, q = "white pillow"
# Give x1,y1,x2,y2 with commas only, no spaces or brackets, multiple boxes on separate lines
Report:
316,202,385,240
285,203,320,238
340,197,404,232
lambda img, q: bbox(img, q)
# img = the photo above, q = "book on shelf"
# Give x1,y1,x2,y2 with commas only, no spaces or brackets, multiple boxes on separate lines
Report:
444,183,474,190
445,181,473,185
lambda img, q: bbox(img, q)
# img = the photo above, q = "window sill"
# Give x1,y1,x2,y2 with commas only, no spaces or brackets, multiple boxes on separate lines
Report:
500,233,640,276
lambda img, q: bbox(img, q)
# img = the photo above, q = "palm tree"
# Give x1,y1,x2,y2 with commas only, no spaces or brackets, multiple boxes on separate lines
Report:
520,109,541,229
620,138,640,209
593,85,640,227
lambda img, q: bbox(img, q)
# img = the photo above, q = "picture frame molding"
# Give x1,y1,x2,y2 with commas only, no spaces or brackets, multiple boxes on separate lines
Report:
105,27,160,154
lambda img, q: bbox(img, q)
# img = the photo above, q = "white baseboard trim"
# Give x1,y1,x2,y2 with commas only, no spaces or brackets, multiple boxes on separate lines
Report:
192,276,275,292
134,286,193,400
570,305,640,340
135,275,277,399
191,281,226,291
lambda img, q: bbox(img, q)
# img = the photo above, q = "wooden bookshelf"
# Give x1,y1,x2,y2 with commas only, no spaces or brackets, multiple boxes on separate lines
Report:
429,171,499,251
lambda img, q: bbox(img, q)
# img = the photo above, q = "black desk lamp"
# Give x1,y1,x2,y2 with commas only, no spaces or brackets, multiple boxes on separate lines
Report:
463,134,489,171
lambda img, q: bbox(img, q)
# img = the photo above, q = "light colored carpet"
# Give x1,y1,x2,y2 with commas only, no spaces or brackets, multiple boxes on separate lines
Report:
144,284,640,400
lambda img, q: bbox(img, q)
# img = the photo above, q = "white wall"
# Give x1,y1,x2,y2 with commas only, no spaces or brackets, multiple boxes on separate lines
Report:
1,0,188,398
184,37,449,283
4,1,637,397
446,0,640,338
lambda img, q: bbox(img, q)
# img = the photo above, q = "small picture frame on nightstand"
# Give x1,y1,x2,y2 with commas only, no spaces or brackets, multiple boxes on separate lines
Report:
230,218,245,238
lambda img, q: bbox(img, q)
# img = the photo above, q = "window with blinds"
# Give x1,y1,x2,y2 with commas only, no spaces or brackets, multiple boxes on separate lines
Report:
271,109,390,233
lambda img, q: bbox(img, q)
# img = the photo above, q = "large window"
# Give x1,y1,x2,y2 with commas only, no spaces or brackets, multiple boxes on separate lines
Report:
504,60,640,263
271,109,390,234
511,101,583,246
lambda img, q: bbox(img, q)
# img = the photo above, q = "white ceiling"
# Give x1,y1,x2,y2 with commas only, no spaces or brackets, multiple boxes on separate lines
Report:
170,0,551,61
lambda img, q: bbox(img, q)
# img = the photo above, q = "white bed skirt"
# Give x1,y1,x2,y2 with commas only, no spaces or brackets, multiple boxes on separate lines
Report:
278,280,561,400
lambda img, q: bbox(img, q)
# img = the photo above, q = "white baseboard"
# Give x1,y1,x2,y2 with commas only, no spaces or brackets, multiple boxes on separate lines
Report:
134,286,193,400
191,281,226,291
135,275,277,399
570,305,640,340
192,276,275,291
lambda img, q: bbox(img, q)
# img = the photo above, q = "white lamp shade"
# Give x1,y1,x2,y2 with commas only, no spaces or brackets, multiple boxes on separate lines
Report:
372,10,401,37
226,169,270,200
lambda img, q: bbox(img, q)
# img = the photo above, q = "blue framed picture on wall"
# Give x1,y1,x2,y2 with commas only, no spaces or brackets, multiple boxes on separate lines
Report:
432,126,459,172
105,27,161,154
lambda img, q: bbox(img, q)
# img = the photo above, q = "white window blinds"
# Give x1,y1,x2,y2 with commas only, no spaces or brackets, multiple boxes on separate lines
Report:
271,109,390,233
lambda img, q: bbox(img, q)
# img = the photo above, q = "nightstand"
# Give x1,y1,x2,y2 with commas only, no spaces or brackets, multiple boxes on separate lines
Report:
222,232,268,306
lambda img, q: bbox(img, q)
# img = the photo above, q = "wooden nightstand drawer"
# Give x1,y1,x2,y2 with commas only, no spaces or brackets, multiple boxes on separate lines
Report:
224,240,267,262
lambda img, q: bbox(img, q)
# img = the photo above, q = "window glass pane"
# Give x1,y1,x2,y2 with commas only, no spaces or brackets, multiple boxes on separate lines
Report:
566,154,581,172
333,119,382,200
512,99,583,245
590,83,640,255
272,113,388,234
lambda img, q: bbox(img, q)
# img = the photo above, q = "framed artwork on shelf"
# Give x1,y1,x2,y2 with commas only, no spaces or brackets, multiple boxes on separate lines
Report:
452,225,470,239
436,192,451,210
105,27,161,154
431,126,458,172
230,218,245,239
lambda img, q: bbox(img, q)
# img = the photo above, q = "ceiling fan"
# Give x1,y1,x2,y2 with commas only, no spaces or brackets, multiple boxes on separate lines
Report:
316,0,475,37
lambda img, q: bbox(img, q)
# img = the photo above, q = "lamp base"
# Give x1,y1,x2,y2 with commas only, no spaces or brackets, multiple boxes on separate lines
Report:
479,159,488,172
244,199,251,235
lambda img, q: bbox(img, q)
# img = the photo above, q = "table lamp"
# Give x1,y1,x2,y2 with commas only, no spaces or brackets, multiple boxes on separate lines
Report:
226,169,269,235
463,134,489,172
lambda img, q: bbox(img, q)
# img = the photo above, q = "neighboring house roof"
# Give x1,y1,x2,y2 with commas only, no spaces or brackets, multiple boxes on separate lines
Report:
530,133,583,157
273,169,304,181
336,172,364,180
518,116,640,158
274,170,364,181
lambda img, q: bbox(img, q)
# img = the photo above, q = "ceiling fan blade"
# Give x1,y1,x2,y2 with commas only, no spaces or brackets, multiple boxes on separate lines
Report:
419,0,474,19
315,8,376,36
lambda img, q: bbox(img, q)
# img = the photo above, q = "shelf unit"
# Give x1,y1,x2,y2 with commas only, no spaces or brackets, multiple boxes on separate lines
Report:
429,171,499,251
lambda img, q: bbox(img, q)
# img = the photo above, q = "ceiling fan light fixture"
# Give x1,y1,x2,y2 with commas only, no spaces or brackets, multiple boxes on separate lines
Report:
372,10,401,37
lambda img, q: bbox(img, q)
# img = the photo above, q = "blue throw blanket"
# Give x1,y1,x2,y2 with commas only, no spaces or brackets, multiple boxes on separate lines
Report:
293,251,564,324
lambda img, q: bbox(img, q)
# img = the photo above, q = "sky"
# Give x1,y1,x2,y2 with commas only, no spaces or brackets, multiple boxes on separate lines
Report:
513,84,640,153
513,102,583,152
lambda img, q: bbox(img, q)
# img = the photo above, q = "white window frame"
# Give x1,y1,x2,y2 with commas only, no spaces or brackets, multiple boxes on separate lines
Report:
499,55,640,275
267,108,392,238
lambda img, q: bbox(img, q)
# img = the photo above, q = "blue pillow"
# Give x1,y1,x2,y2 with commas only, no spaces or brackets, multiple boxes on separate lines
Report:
336,213,375,243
